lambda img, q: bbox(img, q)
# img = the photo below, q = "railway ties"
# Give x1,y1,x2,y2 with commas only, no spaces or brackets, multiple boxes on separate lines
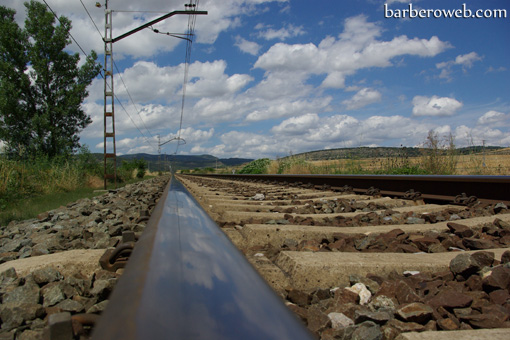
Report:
177,174,510,340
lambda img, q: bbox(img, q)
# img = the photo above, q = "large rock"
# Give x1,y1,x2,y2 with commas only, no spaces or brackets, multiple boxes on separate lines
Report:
450,253,483,278
0,302,45,331
460,313,507,329
328,312,354,329
395,280,422,304
447,222,474,238
32,267,63,285
41,282,66,307
2,282,40,305
428,289,473,309
396,302,433,324
351,321,383,340
462,238,497,250
482,266,510,292
354,309,392,325
346,283,372,305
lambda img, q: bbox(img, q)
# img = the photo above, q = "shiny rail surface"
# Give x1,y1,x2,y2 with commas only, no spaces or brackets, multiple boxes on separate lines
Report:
194,174,510,205
92,176,314,340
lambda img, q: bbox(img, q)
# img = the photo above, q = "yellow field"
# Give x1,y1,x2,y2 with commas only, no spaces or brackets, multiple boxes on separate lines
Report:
308,153,510,175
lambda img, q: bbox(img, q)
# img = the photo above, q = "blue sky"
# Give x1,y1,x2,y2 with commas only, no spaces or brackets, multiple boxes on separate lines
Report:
6,0,510,158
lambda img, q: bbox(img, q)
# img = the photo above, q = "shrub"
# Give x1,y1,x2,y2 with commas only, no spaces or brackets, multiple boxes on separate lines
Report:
420,131,458,174
118,159,147,181
239,158,271,174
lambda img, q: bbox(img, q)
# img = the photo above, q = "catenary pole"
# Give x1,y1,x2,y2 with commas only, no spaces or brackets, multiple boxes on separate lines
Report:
101,1,207,189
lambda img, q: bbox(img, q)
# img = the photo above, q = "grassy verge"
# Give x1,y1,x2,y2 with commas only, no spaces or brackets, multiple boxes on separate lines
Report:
0,175,159,227
0,186,101,226
0,150,156,227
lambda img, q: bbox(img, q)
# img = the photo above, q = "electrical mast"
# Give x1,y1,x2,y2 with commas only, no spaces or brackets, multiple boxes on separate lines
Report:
100,1,207,189
103,0,116,189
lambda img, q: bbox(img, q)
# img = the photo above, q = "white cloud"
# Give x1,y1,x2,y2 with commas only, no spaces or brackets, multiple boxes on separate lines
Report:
455,52,483,68
83,59,255,132
256,24,305,41
96,135,158,155
271,114,320,135
254,15,450,89
342,88,382,110
486,66,507,73
88,60,252,106
217,131,279,158
245,97,332,122
177,127,214,143
186,61,254,97
234,36,261,55
454,125,510,147
112,61,183,104
436,52,482,80
412,95,463,117
477,111,509,126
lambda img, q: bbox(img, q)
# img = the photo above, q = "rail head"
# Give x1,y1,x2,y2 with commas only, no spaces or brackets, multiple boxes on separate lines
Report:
92,176,314,340
190,174,510,205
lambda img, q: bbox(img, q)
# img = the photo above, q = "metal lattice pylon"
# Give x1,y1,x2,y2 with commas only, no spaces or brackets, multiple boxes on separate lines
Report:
103,4,117,189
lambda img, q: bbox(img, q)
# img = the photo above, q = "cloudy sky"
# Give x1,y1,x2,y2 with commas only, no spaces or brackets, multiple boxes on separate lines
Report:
6,0,510,158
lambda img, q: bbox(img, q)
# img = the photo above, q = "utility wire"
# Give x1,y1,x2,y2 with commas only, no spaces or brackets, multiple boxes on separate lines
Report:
148,26,192,41
79,0,103,39
174,0,199,154
41,0,95,65
145,1,199,155
112,90,157,151
112,58,156,140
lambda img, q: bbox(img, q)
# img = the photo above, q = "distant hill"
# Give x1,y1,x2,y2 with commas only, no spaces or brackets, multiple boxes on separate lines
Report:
87,145,506,171
286,146,506,161
113,153,252,171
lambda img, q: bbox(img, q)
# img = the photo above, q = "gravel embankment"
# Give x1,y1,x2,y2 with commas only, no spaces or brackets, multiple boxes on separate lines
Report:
0,176,169,339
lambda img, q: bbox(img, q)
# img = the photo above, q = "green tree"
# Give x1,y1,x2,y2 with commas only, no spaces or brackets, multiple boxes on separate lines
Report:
0,1,101,159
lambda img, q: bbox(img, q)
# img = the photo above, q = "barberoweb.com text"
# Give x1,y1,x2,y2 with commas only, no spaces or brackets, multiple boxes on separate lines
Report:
384,3,507,19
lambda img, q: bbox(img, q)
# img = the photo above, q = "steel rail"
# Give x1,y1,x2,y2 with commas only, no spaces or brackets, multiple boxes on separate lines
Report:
92,176,314,340
192,174,510,205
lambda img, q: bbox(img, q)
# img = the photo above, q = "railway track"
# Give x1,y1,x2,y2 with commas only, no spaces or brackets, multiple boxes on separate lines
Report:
91,173,510,340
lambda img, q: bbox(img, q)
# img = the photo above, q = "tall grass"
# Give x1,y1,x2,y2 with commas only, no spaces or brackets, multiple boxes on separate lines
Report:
0,156,85,204
420,131,458,175
0,150,154,226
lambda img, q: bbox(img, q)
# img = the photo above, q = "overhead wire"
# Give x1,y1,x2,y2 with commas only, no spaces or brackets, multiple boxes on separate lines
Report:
174,0,199,155
112,58,156,141
41,0,95,65
79,0,103,39
144,1,199,158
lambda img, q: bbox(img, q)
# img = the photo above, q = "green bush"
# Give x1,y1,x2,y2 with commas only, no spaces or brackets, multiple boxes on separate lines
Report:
239,158,271,174
118,159,147,181
76,145,102,178
420,131,458,175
